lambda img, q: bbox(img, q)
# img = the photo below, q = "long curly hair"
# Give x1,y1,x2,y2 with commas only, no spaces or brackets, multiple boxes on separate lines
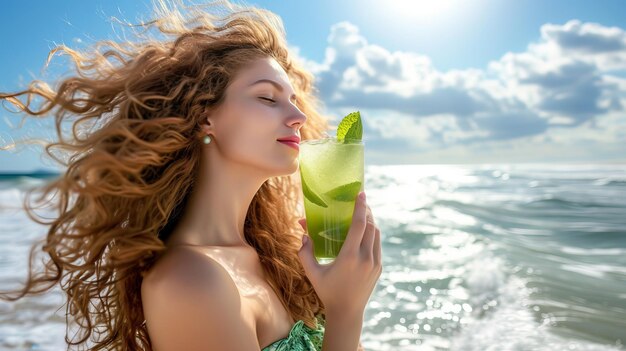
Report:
0,0,332,349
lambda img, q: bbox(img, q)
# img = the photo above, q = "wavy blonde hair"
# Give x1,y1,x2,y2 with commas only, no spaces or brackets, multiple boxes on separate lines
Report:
0,0,332,349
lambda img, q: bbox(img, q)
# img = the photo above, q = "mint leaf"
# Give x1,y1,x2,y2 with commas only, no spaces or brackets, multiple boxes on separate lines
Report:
336,111,362,141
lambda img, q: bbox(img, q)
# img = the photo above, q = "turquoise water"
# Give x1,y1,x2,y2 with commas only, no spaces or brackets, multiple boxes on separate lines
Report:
1,164,625,350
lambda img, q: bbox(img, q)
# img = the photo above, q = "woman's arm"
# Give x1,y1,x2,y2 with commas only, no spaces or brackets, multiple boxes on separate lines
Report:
317,312,366,351
322,309,364,351
299,193,382,351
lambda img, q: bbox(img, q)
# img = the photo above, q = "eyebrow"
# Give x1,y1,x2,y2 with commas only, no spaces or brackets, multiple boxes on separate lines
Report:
248,79,298,102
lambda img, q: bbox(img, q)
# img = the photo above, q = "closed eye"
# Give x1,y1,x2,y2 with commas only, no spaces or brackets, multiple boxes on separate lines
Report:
258,97,276,103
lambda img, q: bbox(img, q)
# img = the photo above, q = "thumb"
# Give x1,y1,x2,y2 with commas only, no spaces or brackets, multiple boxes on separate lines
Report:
298,234,319,281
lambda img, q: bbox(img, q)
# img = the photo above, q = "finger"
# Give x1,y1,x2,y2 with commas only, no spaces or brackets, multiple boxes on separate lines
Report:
373,227,381,266
342,191,367,256
298,218,307,232
369,205,376,226
360,206,376,257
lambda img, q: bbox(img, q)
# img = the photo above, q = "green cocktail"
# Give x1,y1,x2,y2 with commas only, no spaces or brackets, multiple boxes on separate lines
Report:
298,112,364,264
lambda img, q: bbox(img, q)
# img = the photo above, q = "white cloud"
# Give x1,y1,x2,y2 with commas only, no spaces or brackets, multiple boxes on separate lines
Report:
296,19,626,163
542,20,626,64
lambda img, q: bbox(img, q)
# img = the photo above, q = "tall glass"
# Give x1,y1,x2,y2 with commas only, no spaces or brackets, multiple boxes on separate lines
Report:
298,137,364,264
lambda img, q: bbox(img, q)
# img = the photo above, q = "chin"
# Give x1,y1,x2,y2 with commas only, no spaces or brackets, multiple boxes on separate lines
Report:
283,163,299,176
262,151,300,177
275,159,299,177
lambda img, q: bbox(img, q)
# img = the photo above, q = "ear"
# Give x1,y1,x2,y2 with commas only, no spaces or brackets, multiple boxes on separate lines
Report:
201,108,218,134
201,119,214,134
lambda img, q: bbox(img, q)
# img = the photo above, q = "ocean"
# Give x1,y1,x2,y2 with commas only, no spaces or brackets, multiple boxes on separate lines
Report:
0,164,625,350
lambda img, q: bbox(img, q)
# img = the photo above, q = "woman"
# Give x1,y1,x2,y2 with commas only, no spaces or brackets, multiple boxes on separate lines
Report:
0,0,381,350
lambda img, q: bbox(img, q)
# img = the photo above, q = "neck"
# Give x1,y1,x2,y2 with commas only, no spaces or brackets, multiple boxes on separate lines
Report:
166,152,268,249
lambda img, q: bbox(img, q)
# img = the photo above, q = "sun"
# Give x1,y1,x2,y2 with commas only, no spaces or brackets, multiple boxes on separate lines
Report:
387,0,455,19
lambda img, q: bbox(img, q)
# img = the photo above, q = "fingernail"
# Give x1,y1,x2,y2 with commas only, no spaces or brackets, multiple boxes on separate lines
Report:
302,235,309,245
359,191,366,200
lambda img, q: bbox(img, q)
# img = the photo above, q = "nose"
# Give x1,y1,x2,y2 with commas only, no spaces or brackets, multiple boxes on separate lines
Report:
287,106,307,130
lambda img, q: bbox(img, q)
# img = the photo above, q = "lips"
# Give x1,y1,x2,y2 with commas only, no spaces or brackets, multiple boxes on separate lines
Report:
277,135,300,151
278,140,299,150
277,135,301,144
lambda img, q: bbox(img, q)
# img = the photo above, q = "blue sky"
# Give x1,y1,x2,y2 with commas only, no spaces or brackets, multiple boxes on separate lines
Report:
1,0,626,171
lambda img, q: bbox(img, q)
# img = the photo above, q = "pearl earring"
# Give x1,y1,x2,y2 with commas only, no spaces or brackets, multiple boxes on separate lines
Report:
203,135,212,144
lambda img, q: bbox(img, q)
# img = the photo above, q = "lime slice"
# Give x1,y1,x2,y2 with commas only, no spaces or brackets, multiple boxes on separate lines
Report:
318,228,345,243
301,175,328,208
317,220,351,242
336,111,363,141
323,181,362,202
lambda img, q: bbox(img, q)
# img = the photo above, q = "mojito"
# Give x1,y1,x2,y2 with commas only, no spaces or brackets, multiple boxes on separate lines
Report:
298,137,364,264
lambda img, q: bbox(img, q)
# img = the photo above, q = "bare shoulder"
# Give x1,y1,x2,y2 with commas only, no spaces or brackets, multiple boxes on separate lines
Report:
142,246,229,295
141,247,260,351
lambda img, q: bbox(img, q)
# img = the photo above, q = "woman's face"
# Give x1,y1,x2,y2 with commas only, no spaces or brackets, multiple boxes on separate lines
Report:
205,56,307,177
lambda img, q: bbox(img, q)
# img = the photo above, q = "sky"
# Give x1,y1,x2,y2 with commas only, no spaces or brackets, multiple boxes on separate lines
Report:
1,0,626,172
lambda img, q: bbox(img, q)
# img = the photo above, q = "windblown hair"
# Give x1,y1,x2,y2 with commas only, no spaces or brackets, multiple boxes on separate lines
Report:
0,0,332,349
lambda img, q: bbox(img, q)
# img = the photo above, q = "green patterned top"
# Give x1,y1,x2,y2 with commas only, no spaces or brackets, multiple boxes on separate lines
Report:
261,314,325,351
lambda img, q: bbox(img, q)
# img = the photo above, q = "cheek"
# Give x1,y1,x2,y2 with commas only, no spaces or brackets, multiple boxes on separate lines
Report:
219,116,272,158
214,100,282,162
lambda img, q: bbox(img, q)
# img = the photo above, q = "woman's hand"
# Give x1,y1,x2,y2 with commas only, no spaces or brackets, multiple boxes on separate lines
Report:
297,191,382,317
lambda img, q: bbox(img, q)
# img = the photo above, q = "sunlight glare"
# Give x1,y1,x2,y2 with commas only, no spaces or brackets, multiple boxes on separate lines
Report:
388,0,455,19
